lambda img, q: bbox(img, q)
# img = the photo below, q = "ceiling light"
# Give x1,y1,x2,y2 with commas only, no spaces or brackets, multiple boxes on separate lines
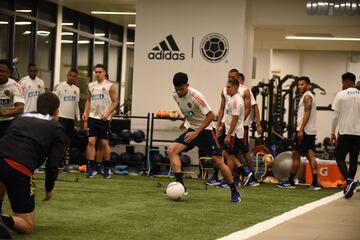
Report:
37,31,50,36
23,31,31,35
95,41,105,45
126,42,135,45
91,11,136,15
61,40,73,44
61,32,74,36
78,40,90,44
0,21,8,25
61,22,74,26
128,24,136,28
285,36,360,41
95,33,106,37
15,21,31,25
16,9,32,13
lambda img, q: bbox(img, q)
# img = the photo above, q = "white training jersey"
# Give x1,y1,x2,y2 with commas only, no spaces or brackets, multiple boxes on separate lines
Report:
297,90,317,135
223,92,244,137
53,82,80,120
88,80,113,120
332,87,360,136
0,79,25,121
223,85,256,126
172,87,214,130
19,76,45,113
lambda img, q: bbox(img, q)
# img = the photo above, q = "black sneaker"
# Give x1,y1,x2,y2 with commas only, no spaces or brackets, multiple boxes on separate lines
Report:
345,181,357,199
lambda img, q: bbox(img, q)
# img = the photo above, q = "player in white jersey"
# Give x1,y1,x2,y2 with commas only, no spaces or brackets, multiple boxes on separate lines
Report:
19,63,45,113
277,76,320,190
0,59,24,136
53,69,80,166
167,72,240,202
218,79,249,190
213,69,259,188
331,72,360,199
82,64,118,179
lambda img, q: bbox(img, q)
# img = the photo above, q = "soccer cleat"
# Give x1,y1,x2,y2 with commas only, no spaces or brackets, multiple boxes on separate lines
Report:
242,172,253,188
307,183,321,190
231,191,241,203
277,180,296,189
95,164,102,175
205,176,221,186
217,180,229,188
344,181,357,199
86,167,96,178
103,167,111,179
249,180,260,187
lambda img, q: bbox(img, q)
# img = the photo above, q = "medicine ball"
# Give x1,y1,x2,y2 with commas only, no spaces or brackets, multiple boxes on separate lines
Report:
132,130,145,143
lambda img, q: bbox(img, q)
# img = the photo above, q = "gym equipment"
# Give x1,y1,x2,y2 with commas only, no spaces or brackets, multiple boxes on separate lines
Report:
254,75,327,153
109,132,121,146
199,157,213,179
119,152,133,165
132,152,146,163
180,154,191,167
151,152,165,163
132,129,145,143
166,182,185,201
110,152,120,164
120,129,132,142
272,151,306,181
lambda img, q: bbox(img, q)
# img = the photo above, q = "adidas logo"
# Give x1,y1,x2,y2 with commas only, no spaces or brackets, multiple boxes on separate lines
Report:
148,34,185,60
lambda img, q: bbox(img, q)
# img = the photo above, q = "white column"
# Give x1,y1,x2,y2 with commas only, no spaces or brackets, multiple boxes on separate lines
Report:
120,27,128,112
53,5,63,87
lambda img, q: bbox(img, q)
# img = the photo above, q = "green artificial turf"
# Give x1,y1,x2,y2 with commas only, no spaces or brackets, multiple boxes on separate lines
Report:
4,173,339,240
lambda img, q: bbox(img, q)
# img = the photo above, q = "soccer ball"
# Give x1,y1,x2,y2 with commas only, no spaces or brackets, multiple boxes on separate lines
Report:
166,182,185,201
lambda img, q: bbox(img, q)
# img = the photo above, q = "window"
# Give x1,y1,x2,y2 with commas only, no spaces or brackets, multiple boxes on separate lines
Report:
15,0,34,17
62,7,77,28
77,36,91,112
0,0,10,10
60,29,75,82
14,17,33,80
79,14,92,33
38,1,56,22
0,15,9,59
110,25,122,42
36,25,54,89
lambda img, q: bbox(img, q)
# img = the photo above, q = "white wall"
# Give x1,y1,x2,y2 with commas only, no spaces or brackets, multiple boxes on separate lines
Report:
133,0,248,124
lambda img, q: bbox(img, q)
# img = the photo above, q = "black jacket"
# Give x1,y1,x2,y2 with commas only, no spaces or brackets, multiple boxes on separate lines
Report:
0,113,64,192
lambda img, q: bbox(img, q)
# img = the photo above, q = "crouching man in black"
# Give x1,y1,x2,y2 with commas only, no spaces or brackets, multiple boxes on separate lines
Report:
0,92,64,236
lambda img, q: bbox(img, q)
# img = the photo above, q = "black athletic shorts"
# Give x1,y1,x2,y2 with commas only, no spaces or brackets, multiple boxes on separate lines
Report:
222,135,249,155
0,157,35,213
59,117,75,139
243,126,249,148
0,120,12,137
293,131,316,156
88,117,110,139
175,128,222,156
335,134,360,160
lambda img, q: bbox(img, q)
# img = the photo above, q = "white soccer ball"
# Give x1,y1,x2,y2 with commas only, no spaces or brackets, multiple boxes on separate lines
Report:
166,182,185,201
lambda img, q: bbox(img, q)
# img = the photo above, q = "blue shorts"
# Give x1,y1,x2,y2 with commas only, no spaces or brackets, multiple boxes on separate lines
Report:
293,131,316,156
175,128,222,156
88,117,110,139
223,135,249,155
